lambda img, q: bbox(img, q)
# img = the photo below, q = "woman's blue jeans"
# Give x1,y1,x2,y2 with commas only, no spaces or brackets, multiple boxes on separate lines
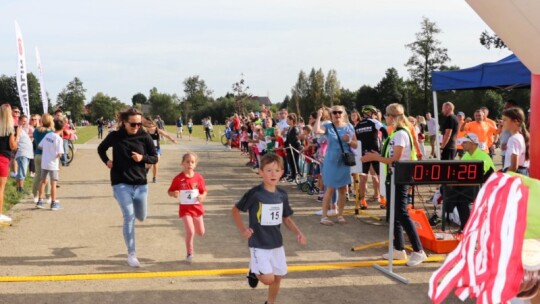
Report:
62,139,69,165
113,184,148,254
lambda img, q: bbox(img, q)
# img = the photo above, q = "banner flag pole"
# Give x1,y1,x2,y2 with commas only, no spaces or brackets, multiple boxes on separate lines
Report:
15,20,30,117
36,47,48,114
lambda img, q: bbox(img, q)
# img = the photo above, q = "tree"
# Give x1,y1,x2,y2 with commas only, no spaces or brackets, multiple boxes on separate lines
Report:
307,68,325,109
376,68,404,105
132,92,147,106
182,75,213,120
405,17,450,114
26,73,48,115
148,89,180,124
325,69,341,106
56,77,86,121
355,85,379,110
290,71,309,117
231,74,252,114
0,75,19,108
338,88,356,111
479,30,507,50
88,92,120,122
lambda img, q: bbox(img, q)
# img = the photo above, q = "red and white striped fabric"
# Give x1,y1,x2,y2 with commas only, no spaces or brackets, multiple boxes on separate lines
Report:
428,173,529,304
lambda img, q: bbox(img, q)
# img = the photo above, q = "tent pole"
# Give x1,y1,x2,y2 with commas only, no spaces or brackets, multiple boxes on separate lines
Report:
432,91,441,160
530,74,540,178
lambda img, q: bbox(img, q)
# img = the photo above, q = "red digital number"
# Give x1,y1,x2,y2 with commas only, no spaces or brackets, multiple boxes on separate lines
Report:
413,165,423,180
457,165,467,180
467,164,477,180
431,164,441,180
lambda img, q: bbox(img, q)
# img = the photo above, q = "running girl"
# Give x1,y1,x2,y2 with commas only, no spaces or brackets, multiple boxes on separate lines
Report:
167,152,207,264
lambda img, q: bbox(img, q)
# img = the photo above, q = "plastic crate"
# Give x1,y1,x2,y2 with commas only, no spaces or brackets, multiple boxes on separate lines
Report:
408,209,460,254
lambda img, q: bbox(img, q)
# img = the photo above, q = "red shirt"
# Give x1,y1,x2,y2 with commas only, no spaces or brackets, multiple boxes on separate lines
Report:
233,117,241,131
275,137,286,157
62,124,72,140
168,172,207,217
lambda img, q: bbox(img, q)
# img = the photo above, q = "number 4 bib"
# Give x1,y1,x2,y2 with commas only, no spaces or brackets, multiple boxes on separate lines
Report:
260,203,283,226
179,190,199,205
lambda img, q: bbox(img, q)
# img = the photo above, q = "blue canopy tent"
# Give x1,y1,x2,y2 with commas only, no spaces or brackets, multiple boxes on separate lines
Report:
432,54,531,91
429,54,531,158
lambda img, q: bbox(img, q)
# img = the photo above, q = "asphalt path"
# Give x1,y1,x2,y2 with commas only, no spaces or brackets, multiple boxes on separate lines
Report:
0,136,472,304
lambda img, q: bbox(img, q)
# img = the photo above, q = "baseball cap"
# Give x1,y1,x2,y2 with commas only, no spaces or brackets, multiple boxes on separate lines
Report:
457,111,465,116
457,133,480,145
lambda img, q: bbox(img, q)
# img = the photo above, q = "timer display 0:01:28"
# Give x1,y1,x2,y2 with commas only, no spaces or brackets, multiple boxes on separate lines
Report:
413,164,478,181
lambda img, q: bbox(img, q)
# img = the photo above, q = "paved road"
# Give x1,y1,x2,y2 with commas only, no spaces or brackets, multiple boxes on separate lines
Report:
0,136,471,304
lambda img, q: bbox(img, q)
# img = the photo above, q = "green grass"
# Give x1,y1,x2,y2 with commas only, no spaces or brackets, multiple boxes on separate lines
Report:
72,124,226,144
74,126,98,144
3,177,32,213
163,125,225,143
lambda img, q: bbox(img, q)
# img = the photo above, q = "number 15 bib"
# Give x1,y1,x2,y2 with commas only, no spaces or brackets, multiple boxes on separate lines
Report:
179,190,199,205
260,203,283,226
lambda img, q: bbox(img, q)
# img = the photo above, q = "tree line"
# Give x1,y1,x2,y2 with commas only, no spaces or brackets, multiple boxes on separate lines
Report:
0,17,530,125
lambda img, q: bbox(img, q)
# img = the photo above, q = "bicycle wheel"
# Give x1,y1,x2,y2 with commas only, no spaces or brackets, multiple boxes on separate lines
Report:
221,134,228,146
66,145,74,164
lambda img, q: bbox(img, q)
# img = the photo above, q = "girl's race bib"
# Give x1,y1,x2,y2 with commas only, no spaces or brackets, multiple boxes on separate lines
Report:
179,190,199,205
260,203,283,226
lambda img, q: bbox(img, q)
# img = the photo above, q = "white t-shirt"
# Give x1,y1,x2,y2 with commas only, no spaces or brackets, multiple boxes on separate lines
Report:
426,118,438,136
388,129,412,161
277,119,289,132
39,132,64,171
503,133,527,170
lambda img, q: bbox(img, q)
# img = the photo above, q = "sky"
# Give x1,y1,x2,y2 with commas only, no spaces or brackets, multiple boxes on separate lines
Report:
0,0,511,106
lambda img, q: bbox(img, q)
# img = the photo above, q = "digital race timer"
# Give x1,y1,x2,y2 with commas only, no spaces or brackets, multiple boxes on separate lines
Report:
393,160,484,185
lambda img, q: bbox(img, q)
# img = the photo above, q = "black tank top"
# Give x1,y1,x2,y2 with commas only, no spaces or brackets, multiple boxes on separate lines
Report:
149,129,160,150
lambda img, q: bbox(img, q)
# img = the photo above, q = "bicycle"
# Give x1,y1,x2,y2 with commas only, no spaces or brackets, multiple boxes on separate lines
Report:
65,140,75,165
221,129,240,148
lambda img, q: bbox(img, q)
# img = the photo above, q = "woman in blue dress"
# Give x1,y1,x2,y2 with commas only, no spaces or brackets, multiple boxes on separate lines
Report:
313,105,357,225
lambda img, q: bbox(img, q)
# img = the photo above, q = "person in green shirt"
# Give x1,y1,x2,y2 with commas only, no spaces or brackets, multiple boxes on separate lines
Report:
264,117,275,152
447,133,496,232
458,132,496,181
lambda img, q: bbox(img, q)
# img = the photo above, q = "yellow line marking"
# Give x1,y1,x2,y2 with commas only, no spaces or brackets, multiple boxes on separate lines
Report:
0,257,446,282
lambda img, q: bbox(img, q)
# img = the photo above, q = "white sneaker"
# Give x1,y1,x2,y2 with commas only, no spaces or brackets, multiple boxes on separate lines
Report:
406,251,427,266
314,209,337,216
0,214,12,223
382,249,407,260
127,253,140,267
185,254,193,264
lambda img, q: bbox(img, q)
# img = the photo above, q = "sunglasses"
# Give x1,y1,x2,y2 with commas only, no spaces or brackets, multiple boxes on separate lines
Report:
332,111,343,115
128,122,143,128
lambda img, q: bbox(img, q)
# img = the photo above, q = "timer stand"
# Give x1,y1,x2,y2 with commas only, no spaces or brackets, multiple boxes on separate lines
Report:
373,160,483,284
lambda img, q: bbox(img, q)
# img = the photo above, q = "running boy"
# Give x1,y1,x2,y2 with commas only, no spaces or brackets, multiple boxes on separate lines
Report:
167,152,207,264
36,119,64,210
232,153,306,304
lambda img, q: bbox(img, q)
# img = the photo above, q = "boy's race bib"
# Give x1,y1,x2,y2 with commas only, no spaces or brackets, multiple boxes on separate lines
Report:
260,203,283,226
179,190,199,205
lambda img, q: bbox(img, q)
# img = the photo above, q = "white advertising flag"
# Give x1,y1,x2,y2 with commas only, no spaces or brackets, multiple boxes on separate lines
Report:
15,21,30,116
36,47,48,114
